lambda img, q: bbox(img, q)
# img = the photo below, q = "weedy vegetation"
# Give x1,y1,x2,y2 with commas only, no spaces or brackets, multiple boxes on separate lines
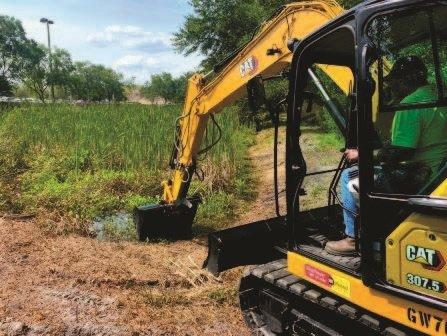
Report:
0,103,255,238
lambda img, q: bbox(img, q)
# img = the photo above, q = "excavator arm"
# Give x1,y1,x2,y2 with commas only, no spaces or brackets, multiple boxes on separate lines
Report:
135,0,353,240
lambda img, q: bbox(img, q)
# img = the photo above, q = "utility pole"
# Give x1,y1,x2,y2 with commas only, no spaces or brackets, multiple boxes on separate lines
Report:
40,18,55,102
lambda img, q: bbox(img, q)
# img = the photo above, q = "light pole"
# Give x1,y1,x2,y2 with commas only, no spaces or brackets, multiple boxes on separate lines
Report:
40,17,55,102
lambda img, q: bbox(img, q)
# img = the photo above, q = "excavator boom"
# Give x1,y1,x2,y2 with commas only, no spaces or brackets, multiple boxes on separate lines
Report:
134,0,352,240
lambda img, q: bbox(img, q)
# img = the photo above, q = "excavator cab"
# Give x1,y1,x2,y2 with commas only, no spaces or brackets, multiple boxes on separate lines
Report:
206,1,447,334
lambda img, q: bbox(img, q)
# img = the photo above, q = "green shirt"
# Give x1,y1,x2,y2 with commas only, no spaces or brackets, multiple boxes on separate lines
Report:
391,85,447,174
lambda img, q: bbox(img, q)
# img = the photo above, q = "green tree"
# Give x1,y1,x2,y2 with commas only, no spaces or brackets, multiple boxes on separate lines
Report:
69,62,125,102
48,48,75,98
0,15,32,95
69,62,89,100
173,0,267,70
155,72,176,102
141,72,191,103
0,75,12,96
173,0,364,70
99,66,125,101
20,42,49,102
0,14,126,101
172,72,191,102
20,45,75,102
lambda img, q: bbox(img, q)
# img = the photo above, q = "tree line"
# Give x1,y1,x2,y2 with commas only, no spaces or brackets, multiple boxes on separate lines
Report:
141,0,363,104
0,15,125,103
140,72,191,103
2,1,362,105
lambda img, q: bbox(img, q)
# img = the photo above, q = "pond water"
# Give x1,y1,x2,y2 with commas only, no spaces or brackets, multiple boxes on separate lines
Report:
92,212,137,241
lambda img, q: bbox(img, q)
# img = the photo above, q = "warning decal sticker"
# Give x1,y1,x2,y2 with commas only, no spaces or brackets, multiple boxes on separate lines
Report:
304,264,351,298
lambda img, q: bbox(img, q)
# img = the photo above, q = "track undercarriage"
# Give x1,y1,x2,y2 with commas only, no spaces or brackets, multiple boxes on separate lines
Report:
239,260,425,336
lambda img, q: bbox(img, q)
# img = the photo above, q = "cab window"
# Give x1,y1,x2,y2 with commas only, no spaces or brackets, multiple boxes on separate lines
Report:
367,6,447,195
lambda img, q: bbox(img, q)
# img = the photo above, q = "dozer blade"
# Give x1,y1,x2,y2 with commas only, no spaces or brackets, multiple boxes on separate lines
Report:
134,196,201,241
203,216,287,275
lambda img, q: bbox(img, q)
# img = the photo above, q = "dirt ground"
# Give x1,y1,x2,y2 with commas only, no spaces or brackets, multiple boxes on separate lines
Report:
235,128,286,224
0,127,340,336
0,217,247,336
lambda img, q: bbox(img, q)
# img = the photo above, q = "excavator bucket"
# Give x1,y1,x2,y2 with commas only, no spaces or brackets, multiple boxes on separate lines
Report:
203,216,287,275
134,196,201,241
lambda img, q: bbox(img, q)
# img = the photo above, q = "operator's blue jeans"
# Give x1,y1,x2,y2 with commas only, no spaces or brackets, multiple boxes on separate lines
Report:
341,166,389,238
341,167,357,238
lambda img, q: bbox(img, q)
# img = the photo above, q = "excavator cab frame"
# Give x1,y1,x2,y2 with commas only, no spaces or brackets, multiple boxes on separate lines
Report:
287,15,358,266
281,2,447,333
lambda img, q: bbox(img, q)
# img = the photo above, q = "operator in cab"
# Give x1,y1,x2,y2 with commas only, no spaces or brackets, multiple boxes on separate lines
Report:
325,56,447,256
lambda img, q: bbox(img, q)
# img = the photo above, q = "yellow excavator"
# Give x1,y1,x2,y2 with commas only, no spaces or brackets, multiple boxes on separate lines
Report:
134,0,447,334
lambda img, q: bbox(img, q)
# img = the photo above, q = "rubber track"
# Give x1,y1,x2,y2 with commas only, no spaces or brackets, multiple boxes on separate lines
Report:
240,259,425,336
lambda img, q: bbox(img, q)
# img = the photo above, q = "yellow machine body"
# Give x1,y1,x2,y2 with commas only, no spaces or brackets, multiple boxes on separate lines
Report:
288,251,447,335
286,180,447,335
386,179,447,301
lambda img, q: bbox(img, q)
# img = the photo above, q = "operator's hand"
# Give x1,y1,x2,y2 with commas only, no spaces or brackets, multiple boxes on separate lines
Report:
345,149,359,163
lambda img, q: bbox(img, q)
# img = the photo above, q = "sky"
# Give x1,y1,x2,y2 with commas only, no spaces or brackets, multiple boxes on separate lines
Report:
1,0,203,83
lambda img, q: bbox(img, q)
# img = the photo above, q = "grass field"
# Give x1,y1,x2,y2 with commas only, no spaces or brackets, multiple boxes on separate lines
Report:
0,103,255,237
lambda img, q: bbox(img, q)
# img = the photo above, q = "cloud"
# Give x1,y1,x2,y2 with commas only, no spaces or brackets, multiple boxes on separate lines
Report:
112,52,202,83
112,54,160,71
88,26,202,83
21,18,87,49
87,25,171,53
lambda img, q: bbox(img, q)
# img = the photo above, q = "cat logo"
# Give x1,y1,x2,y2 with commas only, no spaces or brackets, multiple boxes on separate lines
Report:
406,245,445,271
240,56,259,78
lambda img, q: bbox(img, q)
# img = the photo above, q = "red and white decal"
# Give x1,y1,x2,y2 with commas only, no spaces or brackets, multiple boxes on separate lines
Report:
304,264,351,298
305,264,334,287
